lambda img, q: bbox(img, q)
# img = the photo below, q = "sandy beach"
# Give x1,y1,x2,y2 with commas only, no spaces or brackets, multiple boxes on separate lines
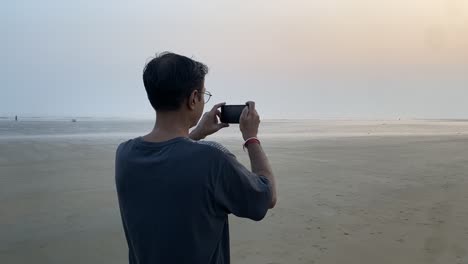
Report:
1,120,468,263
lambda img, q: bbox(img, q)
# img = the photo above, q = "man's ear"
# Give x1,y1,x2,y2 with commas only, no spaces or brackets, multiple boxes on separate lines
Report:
187,90,199,110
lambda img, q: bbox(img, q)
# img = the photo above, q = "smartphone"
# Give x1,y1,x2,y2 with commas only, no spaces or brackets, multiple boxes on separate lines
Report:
220,104,247,124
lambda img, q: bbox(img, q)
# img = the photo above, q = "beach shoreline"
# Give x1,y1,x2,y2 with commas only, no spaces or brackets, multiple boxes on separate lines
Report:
1,120,468,263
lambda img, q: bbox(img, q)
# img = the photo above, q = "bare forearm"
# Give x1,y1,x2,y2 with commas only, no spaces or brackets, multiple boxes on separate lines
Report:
247,144,272,175
188,129,205,141
247,143,277,208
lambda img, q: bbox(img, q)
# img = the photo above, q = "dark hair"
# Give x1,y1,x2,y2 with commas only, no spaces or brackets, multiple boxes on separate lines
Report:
142,52,208,111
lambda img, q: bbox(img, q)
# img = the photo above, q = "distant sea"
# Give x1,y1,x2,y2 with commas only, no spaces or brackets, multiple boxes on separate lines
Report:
0,117,154,139
1,116,467,140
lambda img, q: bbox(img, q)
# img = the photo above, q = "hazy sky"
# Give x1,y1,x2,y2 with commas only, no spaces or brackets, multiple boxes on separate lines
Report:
2,0,467,119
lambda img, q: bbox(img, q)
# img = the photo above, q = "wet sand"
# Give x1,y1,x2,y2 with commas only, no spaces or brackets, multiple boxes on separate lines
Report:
1,120,468,263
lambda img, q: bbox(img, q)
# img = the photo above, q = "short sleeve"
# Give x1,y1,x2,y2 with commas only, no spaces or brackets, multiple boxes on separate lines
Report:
214,152,272,221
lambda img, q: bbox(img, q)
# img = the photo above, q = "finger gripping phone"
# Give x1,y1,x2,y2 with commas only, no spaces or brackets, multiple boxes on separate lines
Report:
220,104,247,124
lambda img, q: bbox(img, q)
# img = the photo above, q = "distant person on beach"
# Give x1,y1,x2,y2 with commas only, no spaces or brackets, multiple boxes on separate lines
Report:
115,52,277,264
15,115,18,121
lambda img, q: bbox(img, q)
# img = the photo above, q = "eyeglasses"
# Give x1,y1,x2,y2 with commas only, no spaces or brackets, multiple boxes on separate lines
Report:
202,91,212,103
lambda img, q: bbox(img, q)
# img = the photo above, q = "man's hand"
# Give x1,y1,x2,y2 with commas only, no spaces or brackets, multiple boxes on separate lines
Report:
240,101,260,140
190,102,230,140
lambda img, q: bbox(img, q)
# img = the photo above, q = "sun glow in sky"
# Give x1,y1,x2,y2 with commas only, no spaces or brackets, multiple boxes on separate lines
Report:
2,0,468,118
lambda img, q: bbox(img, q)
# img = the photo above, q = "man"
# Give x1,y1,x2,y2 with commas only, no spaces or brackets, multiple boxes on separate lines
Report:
115,52,277,264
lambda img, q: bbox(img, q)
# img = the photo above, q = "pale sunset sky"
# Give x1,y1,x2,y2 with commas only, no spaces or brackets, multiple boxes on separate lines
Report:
2,0,467,119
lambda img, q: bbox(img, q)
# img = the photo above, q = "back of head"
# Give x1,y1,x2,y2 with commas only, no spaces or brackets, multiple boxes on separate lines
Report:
143,52,209,112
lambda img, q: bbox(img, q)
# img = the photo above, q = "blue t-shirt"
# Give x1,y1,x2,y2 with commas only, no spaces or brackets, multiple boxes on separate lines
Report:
115,136,272,264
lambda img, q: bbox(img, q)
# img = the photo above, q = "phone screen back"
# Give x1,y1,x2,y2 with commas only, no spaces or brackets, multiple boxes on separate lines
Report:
220,105,246,124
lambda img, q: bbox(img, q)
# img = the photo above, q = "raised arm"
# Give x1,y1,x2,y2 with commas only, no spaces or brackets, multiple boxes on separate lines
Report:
240,101,277,208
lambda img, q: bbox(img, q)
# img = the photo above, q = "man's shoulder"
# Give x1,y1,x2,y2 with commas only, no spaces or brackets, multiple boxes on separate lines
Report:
115,138,138,159
116,138,235,162
115,137,233,157
194,140,233,156
116,137,137,150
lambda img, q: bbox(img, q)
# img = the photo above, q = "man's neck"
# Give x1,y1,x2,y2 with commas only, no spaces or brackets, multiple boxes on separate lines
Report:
143,113,191,143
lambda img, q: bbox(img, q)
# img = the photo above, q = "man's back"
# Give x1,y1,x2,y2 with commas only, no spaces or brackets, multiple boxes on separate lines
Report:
115,136,271,264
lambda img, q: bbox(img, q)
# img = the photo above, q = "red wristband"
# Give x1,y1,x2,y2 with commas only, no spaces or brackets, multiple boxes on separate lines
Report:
243,137,260,151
